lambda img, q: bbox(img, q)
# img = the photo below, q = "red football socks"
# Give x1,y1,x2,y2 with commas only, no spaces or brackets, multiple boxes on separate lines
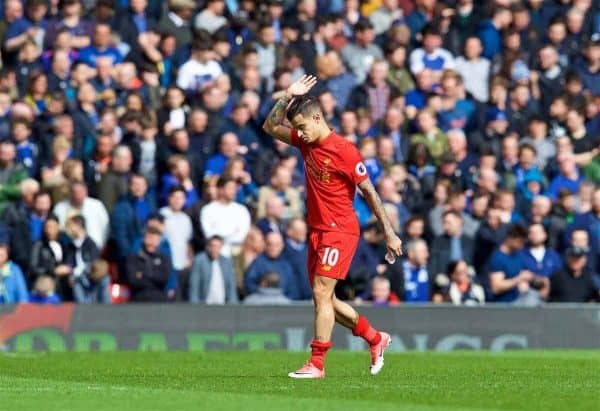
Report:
352,315,382,346
309,340,332,370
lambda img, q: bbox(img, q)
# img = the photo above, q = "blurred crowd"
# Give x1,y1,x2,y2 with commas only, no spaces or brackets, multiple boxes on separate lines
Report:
0,0,598,306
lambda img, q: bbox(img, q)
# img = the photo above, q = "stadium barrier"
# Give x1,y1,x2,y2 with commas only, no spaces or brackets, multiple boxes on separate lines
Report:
1,304,599,352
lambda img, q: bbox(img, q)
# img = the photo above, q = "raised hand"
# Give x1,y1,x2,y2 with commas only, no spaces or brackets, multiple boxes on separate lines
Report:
286,75,318,99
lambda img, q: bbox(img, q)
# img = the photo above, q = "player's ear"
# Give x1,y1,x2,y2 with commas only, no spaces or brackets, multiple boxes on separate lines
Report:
312,113,321,122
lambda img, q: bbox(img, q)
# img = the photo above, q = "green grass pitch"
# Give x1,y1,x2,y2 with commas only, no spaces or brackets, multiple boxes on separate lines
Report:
1,351,599,411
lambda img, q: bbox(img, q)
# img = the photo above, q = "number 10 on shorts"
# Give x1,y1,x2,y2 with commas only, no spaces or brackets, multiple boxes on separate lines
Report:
322,247,339,267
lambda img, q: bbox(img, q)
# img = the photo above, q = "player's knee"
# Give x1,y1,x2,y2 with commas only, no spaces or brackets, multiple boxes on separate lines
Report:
312,279,334,305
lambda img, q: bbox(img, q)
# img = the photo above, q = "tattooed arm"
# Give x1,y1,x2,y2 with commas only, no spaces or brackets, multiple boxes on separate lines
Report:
262,95,293,144
262,75,318,144
358,178,403,257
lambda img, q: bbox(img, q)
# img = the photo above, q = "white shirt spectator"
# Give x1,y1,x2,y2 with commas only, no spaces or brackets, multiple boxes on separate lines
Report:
200,200,251,257
205,260,226,304
53,198,109,249
409,47,455,75
160,206,193,270
455,56,490,102
176,59,223,91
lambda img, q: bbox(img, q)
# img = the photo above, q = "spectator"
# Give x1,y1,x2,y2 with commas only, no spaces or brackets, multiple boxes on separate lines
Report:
160,154,199,208
204,132,240,178
243,272,291,305
77,23,122,68
360,275,400,307
53,181,109,248
244,231,298,300
429,210,475,279
478,6,512,59
550,246,599,302
30,215,70,285
282,217,312,301
126,226,171,302
341,19,382,84
97,145,133,213
115,0,158,49
0,140,28,214
160,186,193,274
323,51,357,110
44,0,92,51
454,36,490,103
348,59,399,121
1,178,39,273
110,174,154,266
256,195,286,236
520,223,563,279
0,242,29,303
566,187,600,273
443,259,485,306
575,39,600,96
188,234,237,304
233,226,265,297
254,19,282,81
11,117,40,177
409,24,455,80
410,107,448,164
62,214,100,298
383,43,414,96
256,163,302,220
548,152,586,200
29,275,61,304
399,239,431,303
194,0,227,34
157,0,195,49
488,224,549,305
176,36,223,94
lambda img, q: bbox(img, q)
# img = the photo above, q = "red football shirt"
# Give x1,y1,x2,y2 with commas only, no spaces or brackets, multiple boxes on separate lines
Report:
291,129,368,235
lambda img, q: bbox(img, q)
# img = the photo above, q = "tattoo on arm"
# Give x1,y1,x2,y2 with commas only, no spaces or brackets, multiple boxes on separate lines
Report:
264,97,289,130
359,179,395,238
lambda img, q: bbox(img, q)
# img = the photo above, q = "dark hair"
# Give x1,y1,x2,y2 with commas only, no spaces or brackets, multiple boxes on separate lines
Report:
421,23,441,37
259,271,280,288
207,235,224,243
285,95,322,123
519,143,537,156
192,36,212,52
216,175,235,188
505,224,527,240
383,42,405,56
446,260,463,275
168,185,186,196
68,214,86,230
145,226,162,236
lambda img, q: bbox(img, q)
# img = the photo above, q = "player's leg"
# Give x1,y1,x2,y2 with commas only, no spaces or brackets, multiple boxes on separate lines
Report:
332,294,358,329
288,274,335,379
332,295,391,375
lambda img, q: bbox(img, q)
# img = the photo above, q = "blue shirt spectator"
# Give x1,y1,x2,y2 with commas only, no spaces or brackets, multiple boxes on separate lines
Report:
0,254,29,304
244,232,298,300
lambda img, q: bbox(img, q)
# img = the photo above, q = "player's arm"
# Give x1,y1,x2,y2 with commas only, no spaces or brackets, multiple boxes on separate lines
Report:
262,75,318,144
357,178,403,258
262,95,293,144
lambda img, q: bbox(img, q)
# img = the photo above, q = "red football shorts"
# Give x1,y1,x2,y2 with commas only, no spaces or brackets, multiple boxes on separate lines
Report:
307,229,360,285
